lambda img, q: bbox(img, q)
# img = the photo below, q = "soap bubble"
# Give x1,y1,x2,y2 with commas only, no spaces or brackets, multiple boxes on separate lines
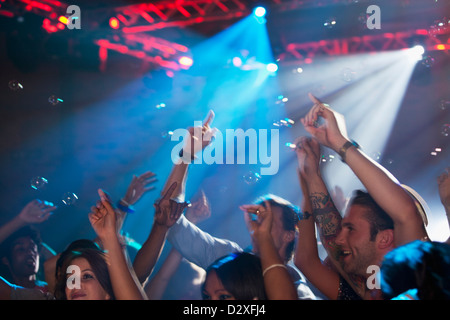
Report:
340,68,356,82
30,176,48,190
8,80,23,91
48,95,63,106
371,151,381,161
161,130,174,139
61,192,78,206
442,124,450,137
243,171,261,185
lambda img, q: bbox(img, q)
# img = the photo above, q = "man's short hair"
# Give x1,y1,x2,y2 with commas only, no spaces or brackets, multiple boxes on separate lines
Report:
348,190,394,241
0,226,42,261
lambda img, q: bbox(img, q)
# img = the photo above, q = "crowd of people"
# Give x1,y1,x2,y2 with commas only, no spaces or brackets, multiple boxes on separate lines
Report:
0,93,449,300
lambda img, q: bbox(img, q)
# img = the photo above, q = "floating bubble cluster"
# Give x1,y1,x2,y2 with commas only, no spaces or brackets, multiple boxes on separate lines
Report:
273,118,295,127
421,55,435,68
324,17,337,28
429,17,450,37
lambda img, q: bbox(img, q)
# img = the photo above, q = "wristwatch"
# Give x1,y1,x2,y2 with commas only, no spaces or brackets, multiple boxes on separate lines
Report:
338,140,359,162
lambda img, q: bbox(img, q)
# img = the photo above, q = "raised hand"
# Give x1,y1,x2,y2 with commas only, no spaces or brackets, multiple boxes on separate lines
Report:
240,200,273,240
122,171,157,206
185,189,211,225
301,93,349,151
154,182,190,229
18,199,57,224
182,110,218,158
294,136,321,178
88,189,117,240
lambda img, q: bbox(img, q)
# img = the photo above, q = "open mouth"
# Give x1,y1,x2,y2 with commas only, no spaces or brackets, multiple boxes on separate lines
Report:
340,250,352,260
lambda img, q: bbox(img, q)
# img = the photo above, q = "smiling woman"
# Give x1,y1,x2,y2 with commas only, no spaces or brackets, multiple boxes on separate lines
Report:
55,246,114,300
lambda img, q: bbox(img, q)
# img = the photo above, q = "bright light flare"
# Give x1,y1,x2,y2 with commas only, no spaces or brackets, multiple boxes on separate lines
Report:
253,6,266,18
179,56,194,67
266,63,278,72
408,45,425,61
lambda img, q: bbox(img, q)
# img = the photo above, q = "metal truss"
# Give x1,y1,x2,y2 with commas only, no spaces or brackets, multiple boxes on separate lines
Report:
281,30,450,63
1,0,449,70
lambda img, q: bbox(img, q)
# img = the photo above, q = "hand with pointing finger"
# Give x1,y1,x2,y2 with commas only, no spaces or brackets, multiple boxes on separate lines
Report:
89,189,118,240
182,110,218,160
301,93,349,152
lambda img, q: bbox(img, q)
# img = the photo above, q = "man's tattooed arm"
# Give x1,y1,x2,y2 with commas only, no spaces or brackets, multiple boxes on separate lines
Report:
309,191,342,261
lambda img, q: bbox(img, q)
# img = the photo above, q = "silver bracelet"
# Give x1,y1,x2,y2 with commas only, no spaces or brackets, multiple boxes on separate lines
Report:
262,264,287,277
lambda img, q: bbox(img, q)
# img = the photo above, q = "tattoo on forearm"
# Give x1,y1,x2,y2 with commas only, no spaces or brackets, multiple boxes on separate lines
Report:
310,192,330,210
309,192,342,239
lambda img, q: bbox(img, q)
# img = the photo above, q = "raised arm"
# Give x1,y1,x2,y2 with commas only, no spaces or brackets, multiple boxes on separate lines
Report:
89,189,147,300
0,199,56,245
161,110,217,202
132,182,189,284
115,171,157,231
144,189,211,299
163,110,242,268
293,136,341,299
302,93,427,246
241,201,297,300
